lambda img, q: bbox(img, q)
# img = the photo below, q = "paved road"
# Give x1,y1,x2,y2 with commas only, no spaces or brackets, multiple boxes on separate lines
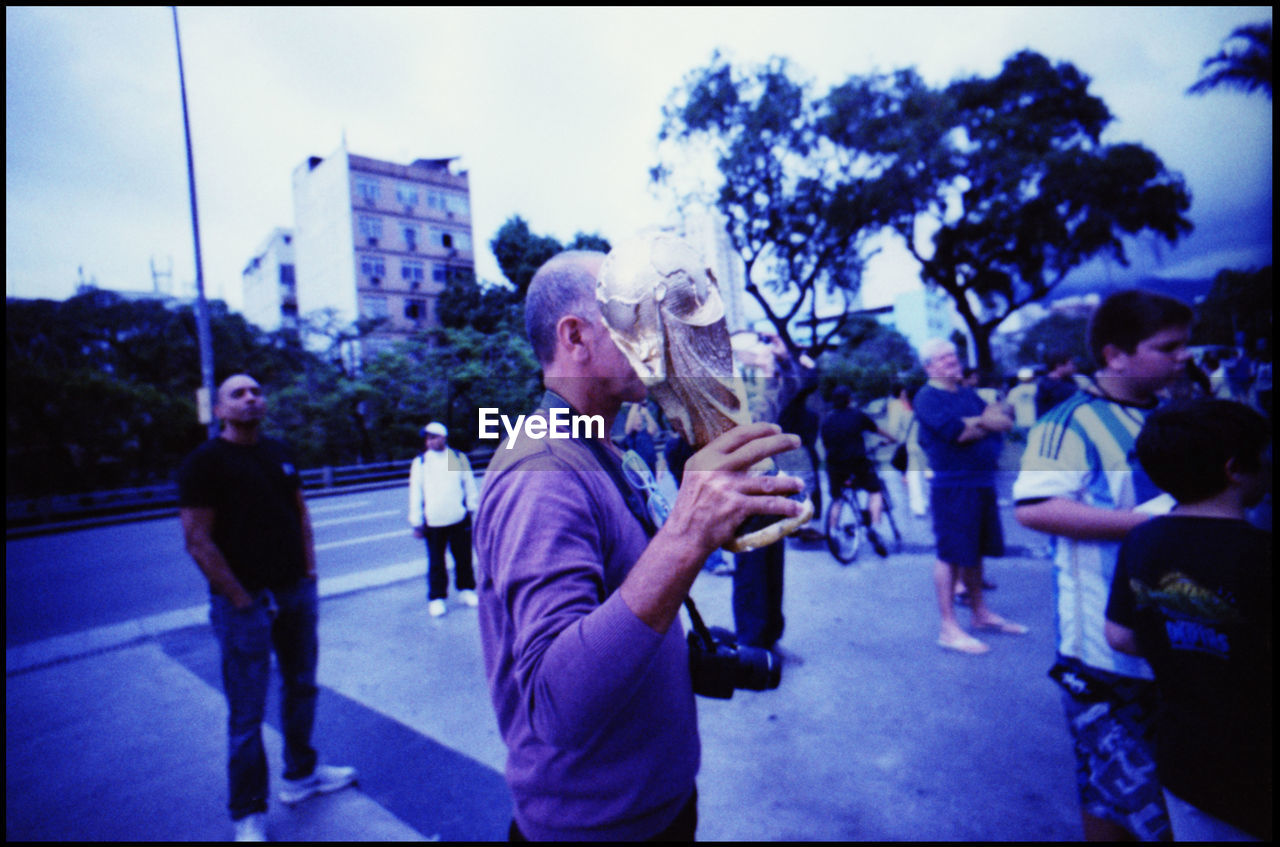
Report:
8,453,1086,841
5,486,417,647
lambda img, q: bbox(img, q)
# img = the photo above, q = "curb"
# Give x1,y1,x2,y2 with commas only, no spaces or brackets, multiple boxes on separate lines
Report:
6,559,427,677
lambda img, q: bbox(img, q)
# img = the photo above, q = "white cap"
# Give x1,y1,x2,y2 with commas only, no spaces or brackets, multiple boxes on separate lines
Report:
423,422,447,437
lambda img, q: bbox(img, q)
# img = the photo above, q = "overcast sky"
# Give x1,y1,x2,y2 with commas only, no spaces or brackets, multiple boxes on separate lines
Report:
6,6,1272,313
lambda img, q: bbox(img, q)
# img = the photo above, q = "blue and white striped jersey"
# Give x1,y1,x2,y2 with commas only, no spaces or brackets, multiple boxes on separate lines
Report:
1013,381,1163,678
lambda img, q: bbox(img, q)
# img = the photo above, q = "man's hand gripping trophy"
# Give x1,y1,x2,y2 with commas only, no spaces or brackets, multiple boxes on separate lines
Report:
597,231,813,552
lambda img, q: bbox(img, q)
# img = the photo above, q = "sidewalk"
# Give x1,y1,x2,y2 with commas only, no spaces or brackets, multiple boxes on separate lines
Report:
7,506,1081,841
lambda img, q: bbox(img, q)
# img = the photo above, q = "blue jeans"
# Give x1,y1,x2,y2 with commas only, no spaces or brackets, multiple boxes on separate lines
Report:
209,578,319,820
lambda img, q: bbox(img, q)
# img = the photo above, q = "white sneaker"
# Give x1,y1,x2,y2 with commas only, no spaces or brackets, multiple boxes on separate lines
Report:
233,812,267,842
428,599,447,617
458,589,479,608
279,763,357,805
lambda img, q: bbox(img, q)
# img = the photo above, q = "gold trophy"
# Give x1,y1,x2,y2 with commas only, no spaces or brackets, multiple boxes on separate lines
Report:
596,231,813,552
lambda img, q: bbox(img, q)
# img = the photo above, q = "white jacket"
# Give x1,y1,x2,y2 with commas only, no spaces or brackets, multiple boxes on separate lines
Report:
408,448,478,529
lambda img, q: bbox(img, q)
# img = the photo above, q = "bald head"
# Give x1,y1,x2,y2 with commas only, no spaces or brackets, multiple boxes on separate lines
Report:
524,250,606,366
214,374,266,436
216,373,259,404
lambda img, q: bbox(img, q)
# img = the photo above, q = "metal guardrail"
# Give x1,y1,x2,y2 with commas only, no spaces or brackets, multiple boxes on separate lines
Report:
5,446,498,535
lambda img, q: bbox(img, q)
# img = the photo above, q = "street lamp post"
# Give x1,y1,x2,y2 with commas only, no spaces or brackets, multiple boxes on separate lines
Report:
172,6,218,439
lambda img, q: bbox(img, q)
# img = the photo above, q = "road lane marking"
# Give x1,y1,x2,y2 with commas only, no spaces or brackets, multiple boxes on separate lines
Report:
312,509,401,528
307,499,371,514
316,530,413,551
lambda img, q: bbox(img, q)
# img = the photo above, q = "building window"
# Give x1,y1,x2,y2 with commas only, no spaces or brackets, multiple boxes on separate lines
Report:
432,264,449,283
358,215,382,246
361,295,389,319
279,265,295,286
360,255,386,280
445,193,470,216
454,231,471,252
396,184,419,208
356,178,380,205
401,260,425,286
427,191,443,211
405,298,427,322
402,224,419,251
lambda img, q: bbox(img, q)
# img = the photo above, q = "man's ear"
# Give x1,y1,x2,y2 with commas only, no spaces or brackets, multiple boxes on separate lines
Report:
555,315,592,363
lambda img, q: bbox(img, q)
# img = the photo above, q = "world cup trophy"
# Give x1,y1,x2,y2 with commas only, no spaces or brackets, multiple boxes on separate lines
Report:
596,230,813,552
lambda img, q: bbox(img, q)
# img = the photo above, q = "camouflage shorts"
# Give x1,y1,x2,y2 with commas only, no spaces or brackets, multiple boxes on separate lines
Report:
1054,661,1170,841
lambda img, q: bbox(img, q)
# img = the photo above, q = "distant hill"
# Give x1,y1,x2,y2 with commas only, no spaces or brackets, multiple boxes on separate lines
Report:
1046,274,1215,305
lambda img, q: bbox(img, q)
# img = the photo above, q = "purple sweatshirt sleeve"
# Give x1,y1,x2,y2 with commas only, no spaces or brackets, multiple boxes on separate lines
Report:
479,451,667,748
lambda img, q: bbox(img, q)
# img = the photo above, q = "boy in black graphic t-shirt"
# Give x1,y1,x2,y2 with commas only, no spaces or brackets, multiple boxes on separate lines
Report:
1106,399,1272,841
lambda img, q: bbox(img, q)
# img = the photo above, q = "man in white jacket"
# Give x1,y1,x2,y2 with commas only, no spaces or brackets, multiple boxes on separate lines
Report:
408,422,480,617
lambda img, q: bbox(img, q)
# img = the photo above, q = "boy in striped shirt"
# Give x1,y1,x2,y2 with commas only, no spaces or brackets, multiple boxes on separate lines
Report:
1014,290,1193,842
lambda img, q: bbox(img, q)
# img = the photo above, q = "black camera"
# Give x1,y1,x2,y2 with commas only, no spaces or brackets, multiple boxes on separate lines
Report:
685,600,781,699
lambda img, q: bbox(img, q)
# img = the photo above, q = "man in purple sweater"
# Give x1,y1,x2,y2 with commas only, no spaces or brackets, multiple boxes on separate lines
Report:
474,250,805,841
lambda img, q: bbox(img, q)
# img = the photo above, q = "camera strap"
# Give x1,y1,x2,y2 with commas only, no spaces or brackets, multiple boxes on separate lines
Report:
539,389,718,651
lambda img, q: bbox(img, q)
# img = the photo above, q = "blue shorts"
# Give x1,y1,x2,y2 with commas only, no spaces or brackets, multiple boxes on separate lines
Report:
1052,657,1170,841
930,485,1004,569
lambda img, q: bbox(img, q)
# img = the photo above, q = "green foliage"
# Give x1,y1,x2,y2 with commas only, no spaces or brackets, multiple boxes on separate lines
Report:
1013,312,1092,370
655,53,888,358
490,215,564,299
436,269,521,334
5,290,333,496
816,316,922,403
1192,265,1273,350
489,215,612,300
301,326,541,463
657,50,1194,372
566,232,612,253
1188,21,1272,99
422,326,542,452
858,51,1192,370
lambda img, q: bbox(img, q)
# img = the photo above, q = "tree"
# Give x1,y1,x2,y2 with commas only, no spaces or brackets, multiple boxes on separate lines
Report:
565,232,612,253
5,290,337,495
490,216,564,299
489,216,613,300
868,51,1192,370
654,54,888,358
1188,21,1272,99
436,269,521,334
1192,265,1273,350
1013,312,1092,370
816,315,921,403
419,327,542,453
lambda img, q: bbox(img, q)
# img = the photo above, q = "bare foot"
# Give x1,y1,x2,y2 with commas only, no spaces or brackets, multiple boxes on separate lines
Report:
971,613,1028,635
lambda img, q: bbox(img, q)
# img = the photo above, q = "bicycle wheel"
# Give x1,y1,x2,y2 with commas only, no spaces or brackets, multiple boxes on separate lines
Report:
826,491,863,564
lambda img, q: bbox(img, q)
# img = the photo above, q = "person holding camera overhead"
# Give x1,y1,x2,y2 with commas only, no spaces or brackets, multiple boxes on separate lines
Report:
473,251,804,841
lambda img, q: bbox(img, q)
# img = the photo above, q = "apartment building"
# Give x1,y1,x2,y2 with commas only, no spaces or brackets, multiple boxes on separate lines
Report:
240,227,297,334
291,146,475,355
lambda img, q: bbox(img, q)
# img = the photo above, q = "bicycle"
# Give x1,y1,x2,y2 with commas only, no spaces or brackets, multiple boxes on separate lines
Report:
824,446,904,565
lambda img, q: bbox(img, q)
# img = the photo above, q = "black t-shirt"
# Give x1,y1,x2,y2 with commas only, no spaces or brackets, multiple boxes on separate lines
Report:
178,437,308,591
820,408,876,465
1106,515,1272,838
